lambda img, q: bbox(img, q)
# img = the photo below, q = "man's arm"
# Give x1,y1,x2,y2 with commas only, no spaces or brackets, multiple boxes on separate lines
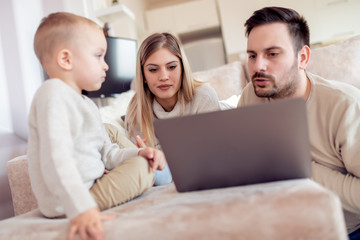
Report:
312,161,360,214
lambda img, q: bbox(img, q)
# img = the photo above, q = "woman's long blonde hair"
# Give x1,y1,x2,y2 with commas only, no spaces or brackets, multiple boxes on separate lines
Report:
126,32,201,147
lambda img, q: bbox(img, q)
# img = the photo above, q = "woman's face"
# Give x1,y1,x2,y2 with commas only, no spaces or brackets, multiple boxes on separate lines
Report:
143,48,182,111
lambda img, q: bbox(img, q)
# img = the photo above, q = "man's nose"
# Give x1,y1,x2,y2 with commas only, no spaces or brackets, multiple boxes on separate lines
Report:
253,56,267,72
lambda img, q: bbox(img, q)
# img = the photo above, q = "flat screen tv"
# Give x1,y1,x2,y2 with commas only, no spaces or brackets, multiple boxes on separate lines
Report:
84,36,137,97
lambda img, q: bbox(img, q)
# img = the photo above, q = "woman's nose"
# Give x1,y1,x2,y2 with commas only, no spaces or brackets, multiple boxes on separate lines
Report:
159,68,169,80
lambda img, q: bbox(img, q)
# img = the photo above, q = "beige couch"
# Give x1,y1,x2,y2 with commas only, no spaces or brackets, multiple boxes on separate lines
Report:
3,34,360,239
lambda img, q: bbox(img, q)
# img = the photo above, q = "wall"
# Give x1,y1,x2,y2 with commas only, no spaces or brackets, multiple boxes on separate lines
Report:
0,0,41,139
217,0,360,61
85,0,146,41
122,0,146,40
0,0,101,141
144,0,190,10
0,36,12,132
143,0,360,62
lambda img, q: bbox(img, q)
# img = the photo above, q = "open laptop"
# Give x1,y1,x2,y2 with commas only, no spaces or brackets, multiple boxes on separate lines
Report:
153,98,312,192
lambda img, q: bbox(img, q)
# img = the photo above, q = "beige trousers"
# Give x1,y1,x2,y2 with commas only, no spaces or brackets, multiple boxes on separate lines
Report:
90,156,155,211
90,124,154,211
104,123,135,148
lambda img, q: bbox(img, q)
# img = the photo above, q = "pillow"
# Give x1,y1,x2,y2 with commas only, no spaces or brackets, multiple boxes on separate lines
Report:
192,61,248,100
307,35,360,90
99,90,135,129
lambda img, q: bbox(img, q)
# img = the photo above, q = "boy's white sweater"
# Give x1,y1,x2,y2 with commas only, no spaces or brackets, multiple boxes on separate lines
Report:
27,79,139,219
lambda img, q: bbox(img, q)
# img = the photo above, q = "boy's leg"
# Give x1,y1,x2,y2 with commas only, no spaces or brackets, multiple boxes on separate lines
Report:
104,123,136,148
90,156,155,211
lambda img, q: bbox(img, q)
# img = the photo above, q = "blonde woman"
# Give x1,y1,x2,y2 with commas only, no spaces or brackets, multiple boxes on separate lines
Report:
125,32,221,185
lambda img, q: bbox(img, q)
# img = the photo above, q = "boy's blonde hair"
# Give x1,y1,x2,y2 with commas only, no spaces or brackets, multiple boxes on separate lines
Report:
34,12,100,65
125,32,202,147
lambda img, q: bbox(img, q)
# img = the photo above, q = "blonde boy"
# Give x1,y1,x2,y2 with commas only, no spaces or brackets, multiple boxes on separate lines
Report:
29,12,166,240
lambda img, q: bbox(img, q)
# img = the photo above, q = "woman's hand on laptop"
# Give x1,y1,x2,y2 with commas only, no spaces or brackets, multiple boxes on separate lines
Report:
136,135,167,172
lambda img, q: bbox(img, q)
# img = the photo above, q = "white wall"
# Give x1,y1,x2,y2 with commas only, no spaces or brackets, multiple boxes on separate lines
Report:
122,0,146,40
0,35,12,132
0,0,41,139
85,0,146,41
217,0,360,59
0,0,89,140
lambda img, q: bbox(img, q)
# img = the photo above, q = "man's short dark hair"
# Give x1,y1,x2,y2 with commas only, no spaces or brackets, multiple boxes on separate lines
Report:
244,7,310,52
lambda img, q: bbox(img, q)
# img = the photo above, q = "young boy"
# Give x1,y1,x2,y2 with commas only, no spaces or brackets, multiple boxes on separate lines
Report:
28,12,166,240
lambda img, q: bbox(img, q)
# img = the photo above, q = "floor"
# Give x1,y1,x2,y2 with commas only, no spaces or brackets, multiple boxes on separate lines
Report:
0,131,27,220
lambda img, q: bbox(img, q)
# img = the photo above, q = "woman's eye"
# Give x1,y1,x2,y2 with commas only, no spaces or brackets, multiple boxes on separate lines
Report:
168,65,177,70
148,68,157,72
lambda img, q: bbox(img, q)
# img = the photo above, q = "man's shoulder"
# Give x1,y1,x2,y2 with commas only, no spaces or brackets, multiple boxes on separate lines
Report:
308,72,360,101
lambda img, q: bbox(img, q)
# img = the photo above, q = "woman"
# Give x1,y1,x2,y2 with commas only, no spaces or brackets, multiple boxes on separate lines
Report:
125,32,221,185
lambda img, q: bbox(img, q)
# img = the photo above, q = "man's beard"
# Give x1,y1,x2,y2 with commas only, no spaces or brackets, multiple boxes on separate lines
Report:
251,61,299,99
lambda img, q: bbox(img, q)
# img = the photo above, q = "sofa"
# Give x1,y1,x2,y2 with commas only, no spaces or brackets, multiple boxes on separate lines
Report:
3,34,360,239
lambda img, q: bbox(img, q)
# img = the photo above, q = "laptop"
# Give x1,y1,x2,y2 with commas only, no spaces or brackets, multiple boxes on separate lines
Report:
153,98,312,192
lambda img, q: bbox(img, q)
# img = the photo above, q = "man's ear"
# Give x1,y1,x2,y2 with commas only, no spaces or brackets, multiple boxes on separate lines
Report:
57,49,72,71
298,45,310,70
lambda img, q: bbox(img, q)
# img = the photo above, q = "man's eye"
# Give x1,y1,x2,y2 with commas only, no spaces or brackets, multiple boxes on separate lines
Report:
268,52,279,57
248,55,256,60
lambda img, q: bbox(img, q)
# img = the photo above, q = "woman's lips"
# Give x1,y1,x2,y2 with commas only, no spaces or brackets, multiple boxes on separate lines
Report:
158,84,171,90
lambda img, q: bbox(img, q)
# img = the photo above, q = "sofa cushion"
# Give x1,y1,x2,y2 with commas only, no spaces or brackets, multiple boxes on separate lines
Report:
193,61,248,100
0,180,348,240
307,35,360,89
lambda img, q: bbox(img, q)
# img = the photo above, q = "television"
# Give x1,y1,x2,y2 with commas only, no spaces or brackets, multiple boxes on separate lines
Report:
84,36,137,98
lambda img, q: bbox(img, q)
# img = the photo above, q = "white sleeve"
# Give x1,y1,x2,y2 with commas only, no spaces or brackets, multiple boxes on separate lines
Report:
100,125,140,170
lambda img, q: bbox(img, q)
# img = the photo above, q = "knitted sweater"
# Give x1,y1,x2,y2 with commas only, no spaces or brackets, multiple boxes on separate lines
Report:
238,72,360,233
27,79,139,219
127,83,221,149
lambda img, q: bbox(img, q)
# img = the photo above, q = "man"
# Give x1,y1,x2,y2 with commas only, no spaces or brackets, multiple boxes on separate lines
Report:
238,7,360,239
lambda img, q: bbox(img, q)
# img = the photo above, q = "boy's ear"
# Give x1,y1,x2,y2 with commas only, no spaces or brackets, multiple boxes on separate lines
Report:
298,45,310,70
57,49,73,71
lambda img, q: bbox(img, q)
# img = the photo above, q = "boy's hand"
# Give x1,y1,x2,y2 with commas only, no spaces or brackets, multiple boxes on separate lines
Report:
67,207,116,240
136,135,167,172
